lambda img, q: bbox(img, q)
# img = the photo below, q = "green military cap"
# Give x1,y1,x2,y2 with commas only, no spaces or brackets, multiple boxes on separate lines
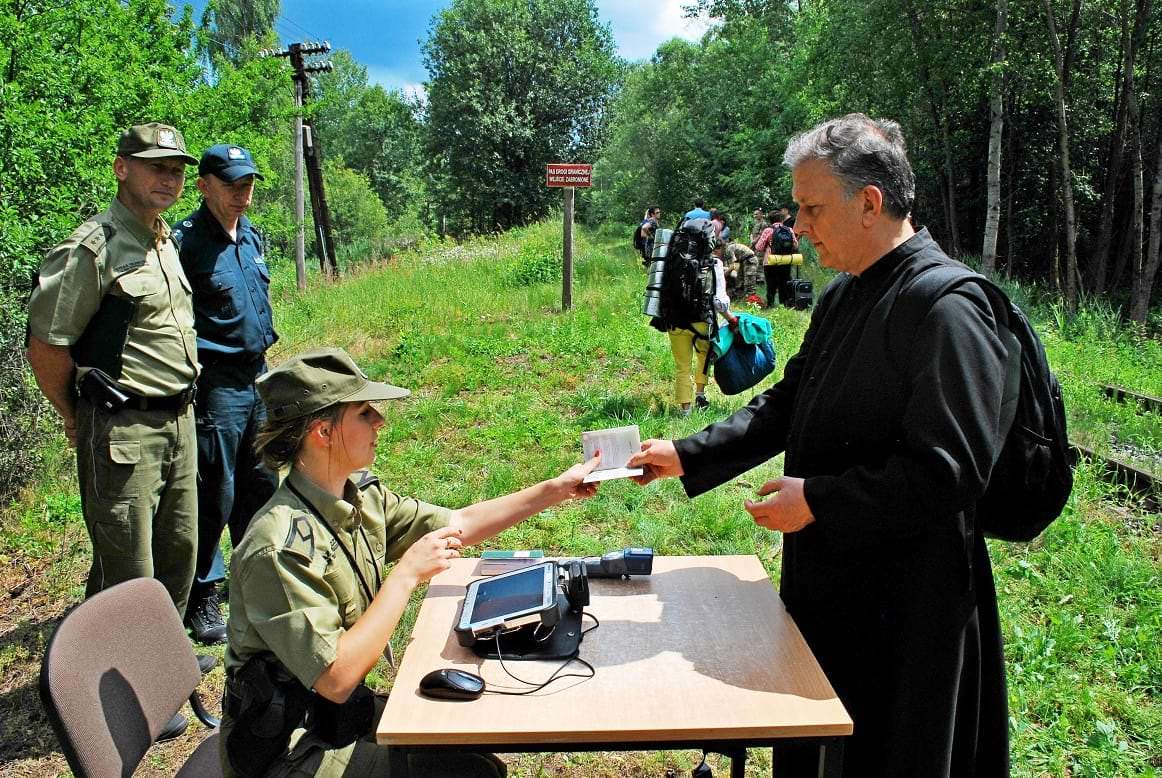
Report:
117,122,198,165
258,347,410,421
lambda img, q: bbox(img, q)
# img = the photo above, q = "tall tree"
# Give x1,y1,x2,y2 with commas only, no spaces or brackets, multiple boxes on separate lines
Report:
1089,0,1150,295
311,51,425,217
1130,131,1162,321
982,0,1008,276
1042,0,1082,311
199,0,280,65
422,0,623,233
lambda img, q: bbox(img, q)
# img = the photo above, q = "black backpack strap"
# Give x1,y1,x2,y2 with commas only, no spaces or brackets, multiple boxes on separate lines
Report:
886,264,980,369
888,264,1022,443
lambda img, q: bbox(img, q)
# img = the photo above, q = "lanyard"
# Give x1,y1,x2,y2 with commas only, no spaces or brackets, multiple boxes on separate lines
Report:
286,481,382,606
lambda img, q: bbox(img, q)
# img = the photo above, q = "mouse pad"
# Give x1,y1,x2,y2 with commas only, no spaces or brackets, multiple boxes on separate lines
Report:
470,603,584,661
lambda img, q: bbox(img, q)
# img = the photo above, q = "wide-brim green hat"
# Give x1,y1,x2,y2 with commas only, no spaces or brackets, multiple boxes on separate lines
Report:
258,347,410,422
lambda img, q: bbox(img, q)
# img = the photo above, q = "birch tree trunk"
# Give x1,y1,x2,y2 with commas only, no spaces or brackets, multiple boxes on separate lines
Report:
982,0,1008,277
1042,0,1081,312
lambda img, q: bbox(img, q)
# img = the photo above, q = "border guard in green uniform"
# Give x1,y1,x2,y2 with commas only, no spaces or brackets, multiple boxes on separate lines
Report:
27,123,202,618
221,348,601,777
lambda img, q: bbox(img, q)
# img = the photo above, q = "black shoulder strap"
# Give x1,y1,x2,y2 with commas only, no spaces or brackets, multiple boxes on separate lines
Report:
285,480,381,604
888,264,1022,438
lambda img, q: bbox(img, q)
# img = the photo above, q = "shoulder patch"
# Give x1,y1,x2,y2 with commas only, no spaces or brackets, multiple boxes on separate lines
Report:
283,512,317,557
353,470,380,489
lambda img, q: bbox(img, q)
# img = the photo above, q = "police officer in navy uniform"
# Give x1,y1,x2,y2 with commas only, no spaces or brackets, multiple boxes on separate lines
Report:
174,143,279,644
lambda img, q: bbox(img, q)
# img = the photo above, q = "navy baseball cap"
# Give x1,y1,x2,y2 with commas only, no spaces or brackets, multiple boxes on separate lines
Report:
198,144,264,182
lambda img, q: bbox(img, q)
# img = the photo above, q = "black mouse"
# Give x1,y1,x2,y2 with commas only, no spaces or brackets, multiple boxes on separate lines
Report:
418,668,486,700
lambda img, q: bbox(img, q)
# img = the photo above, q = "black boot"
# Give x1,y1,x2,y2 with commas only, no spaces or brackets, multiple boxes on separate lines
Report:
186,587,227,645
156,712,188,742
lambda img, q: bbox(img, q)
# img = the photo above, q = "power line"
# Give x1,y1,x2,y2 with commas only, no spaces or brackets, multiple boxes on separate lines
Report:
276,13,324,43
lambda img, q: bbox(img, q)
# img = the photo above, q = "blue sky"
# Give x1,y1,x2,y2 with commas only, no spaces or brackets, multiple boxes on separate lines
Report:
188,1,710,98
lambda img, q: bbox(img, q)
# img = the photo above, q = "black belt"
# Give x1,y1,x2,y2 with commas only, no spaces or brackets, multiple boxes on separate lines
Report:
122,385,196,412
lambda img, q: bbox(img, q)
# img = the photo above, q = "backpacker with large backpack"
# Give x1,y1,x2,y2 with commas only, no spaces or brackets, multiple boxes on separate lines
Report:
888,261,1076,541
648,218,719,339
771,222,797,255
632,221,646,255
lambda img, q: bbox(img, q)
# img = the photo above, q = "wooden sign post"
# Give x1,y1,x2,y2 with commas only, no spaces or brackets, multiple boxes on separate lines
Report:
545,163,592,310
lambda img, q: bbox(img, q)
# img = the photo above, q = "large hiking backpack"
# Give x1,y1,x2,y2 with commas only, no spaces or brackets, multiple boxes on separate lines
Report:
651,218,718,335
633,221,646,254
892,264,1076,541
771,222,797,254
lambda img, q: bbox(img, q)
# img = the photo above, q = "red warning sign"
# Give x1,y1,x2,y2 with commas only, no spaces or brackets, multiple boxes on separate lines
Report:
545,163,592,188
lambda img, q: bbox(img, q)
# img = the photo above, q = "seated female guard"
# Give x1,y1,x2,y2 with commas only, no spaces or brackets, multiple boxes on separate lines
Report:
220,347,600,777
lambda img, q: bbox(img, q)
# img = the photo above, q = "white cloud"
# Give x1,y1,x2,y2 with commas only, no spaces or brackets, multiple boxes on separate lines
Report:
365,64,427,102
595,0,712,62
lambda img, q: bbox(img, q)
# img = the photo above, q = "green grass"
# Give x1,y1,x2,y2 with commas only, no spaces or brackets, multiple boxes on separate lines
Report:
1,221,1158,777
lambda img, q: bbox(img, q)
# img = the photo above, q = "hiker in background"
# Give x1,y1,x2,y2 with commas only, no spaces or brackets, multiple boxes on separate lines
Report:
755,210,792,307
637,206,661,266
684,199,711,222
629,113,1011,778
778,203,796,228
749,208,768,245
723,239,761,302
659,221,738,415
710,211,728,242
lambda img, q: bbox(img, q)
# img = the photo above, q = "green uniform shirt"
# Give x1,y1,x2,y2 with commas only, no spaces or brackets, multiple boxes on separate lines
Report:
28,197,199,396
225,467,451,689
725,243,756,263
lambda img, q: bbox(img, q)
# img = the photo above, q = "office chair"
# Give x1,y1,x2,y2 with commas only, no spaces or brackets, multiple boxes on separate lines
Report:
39,577,222,777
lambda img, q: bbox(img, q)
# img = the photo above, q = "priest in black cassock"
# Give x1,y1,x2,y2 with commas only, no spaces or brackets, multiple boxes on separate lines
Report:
628,113,1010,778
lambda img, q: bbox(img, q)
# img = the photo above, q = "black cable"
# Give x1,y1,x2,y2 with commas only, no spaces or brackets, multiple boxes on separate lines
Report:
482,611,598,696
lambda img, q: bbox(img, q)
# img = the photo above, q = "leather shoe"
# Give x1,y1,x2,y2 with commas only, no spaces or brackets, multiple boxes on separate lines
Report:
196,654,217,675
156,712,188,742
186,588,227,645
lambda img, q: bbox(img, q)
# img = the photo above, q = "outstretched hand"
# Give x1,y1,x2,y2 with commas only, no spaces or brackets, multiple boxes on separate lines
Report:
393,526,464,588
627,439,684,485
553,451,602,500
744,477,814,533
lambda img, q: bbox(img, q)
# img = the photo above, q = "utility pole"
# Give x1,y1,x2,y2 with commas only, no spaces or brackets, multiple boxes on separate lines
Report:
260,41,338,284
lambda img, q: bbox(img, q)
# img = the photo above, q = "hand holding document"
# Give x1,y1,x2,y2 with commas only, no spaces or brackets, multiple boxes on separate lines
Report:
581,425,646,483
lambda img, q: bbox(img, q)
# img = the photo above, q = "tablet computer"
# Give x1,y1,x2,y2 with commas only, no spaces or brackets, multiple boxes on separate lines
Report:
455,562,560,644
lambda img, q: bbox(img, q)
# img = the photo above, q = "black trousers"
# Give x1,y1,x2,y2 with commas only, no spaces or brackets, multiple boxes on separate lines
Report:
764,264,791,307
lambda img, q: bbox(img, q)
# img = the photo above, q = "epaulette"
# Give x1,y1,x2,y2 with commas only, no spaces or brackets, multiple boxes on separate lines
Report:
77,222,114,256
353,470,380,489
173,214,199,249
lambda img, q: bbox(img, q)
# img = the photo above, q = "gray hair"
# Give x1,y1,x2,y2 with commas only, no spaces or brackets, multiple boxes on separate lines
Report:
783,113,915,220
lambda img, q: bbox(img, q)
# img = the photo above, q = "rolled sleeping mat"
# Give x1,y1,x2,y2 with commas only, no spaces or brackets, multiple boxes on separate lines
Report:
764,253,804,266
642,258,666,317
651,229,673,259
